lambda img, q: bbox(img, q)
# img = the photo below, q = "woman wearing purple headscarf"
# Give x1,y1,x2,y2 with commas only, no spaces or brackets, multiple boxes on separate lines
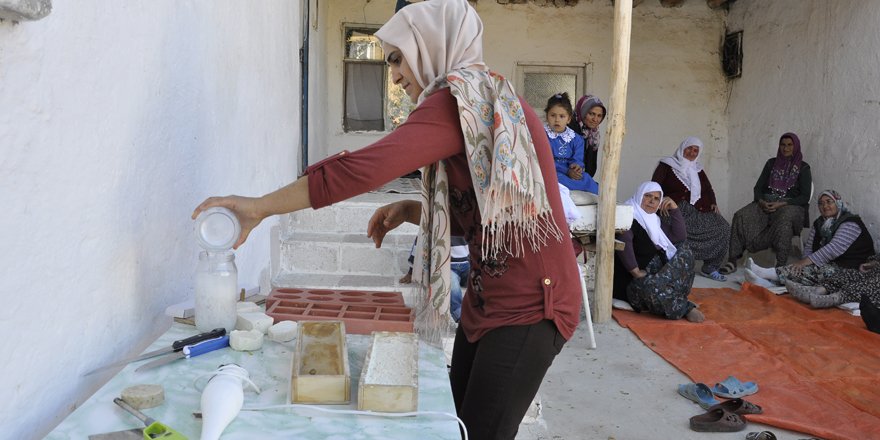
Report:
722,133,813,272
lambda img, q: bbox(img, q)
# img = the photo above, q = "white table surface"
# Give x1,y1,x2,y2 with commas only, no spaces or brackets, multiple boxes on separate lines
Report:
47,322,460,440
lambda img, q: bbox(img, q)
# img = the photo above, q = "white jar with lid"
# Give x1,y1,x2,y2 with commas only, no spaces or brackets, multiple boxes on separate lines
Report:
193,207,242,332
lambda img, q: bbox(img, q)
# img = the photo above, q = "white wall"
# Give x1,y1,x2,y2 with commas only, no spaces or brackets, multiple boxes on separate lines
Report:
0,2,301,438
726,0,880,249
311,0,729,204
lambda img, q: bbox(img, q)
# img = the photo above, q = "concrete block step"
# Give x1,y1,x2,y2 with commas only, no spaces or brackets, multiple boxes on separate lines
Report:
279,231,416,276
282,193,420,236
273,272,419,307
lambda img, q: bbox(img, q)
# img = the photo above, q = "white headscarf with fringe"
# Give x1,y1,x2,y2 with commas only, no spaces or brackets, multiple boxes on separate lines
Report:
376,0,562,343
628,181,677,260
659,136,703,205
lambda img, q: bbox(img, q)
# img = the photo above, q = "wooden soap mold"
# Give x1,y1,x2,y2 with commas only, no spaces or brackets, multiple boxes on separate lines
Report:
358,331,419,413
291,320,351,404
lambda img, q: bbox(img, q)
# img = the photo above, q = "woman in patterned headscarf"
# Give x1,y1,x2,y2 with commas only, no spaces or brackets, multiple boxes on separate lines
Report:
193,1,582,438
722,133,813,273
744,190,875,308
570,94,607,177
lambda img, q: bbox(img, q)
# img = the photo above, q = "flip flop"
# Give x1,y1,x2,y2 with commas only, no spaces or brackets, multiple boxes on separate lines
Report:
699,269,727,282
708,397,763,415
713,376,758,398
689,408,747,432
719,262,736,275
678,383,720,409
746,432,778,440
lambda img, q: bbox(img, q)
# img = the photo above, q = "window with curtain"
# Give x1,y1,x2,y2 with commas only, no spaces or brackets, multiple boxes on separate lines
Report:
515,63,587,122
343,25,415,132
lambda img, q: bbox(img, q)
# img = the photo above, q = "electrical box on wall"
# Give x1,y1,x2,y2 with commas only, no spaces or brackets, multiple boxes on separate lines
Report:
0,0,51,21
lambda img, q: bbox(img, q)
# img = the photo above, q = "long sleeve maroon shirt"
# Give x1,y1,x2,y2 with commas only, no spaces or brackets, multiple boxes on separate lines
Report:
305,89,582,342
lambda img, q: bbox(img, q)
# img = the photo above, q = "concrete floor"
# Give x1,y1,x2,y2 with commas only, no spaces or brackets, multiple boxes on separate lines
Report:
516,269,818,440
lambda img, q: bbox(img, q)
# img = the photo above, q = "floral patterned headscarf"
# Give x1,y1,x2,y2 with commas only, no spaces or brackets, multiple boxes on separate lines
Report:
376,0,562,342
817,189,851,246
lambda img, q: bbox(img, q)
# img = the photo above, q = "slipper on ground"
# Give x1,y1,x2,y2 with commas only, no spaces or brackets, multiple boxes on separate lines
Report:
718,261,737,275
699,269,727,282
677,383,720,409
713,375,758,398
689,408,746,432
708,397,763,415
746,431,778,440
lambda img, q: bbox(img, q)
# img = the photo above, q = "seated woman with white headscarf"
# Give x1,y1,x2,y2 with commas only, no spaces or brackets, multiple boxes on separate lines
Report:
745,190,876,309
613,182,704,322
652,136,731,282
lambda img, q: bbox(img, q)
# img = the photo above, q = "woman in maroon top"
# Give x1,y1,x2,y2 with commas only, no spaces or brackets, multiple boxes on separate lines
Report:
652,136,731,281
193,1,582,438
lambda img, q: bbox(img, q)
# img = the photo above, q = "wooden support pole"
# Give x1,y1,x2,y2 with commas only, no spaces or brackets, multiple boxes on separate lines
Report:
593,0,633,323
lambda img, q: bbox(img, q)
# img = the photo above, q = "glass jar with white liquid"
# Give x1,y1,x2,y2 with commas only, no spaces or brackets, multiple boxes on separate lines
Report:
195,250,238,332
193,207,242,333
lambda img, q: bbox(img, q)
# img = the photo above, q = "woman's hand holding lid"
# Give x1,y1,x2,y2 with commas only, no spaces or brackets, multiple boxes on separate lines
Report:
192,195,263,249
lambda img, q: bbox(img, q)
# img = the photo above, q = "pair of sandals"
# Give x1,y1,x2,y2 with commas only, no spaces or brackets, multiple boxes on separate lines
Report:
679,377,759,410
680,379,762,433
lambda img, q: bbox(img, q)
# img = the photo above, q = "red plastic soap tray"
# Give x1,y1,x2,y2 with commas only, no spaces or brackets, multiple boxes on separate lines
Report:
265,288,414,334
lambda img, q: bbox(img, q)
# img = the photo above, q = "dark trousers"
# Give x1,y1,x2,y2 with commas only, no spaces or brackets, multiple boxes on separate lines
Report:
861,294,880,334
449,320,566,440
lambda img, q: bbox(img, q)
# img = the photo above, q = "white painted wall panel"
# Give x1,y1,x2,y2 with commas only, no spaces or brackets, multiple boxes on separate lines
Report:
0,2,301,438
727,0,880,249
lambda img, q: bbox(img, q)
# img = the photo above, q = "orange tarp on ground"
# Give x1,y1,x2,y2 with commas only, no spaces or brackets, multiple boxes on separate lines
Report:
613,283,880,440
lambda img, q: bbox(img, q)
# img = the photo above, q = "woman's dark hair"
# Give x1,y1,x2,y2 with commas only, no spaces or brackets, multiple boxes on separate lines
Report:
544,92,573,116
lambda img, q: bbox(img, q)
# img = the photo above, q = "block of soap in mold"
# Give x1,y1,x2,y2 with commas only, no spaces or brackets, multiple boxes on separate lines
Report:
291,321,350,404
358,331,419,413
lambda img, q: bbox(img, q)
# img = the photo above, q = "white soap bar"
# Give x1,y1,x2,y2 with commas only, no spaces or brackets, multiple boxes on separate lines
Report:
268,320,298,342
236,301,261,313
229,329,264,351
121,384,164,409
236,311,274,334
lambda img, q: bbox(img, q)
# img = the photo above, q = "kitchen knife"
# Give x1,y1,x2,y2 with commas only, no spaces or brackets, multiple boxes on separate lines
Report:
85,328,226,376
134,335,230,372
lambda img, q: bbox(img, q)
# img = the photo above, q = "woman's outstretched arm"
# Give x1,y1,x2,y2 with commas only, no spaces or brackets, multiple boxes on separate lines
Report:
192,176,312,249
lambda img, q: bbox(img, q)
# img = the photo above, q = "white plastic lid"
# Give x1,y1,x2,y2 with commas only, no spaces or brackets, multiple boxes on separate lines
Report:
194,207,241,251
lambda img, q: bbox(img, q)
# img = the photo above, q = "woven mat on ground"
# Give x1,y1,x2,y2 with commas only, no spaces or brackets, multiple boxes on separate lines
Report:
613,283,880,440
